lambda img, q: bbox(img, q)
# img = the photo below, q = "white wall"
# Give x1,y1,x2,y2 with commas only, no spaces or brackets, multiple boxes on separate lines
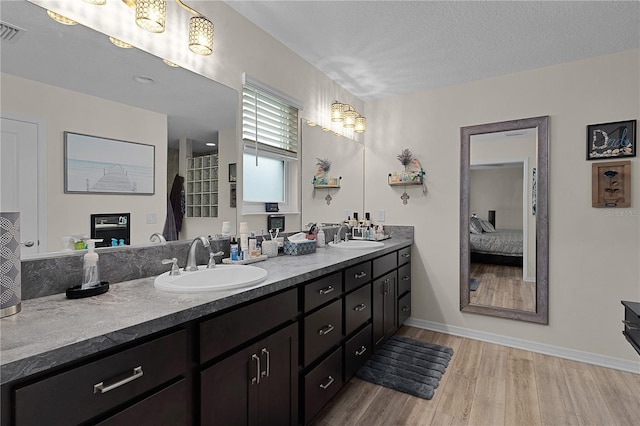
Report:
1,73,167,251
470,167,523,230
364,49,640,362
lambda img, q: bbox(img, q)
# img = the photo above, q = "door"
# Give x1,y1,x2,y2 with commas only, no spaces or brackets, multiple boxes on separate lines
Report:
0,117,40,256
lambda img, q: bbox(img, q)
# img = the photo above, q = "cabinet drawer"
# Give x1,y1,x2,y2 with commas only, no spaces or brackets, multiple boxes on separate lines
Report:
304,347,343,424
373,252,397,278
200,289,297,362
96,378,189,426
345,284,371,336
15,329,187,426
398,246,412,266
344,324,372,381
344,261,372,292
305,272,342,312
398,292,412,326
304,299,343,366
398,263,411,296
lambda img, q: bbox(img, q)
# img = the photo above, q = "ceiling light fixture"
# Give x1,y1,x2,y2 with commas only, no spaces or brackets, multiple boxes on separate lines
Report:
122,0,136,8
330,101,366,133
135,0,166,33
46,10,78,25
82,0,107,5
163,59,180,67
176,0,214,55
109,36,133,48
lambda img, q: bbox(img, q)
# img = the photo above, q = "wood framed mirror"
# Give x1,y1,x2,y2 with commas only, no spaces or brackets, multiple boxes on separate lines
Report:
460,116,549,324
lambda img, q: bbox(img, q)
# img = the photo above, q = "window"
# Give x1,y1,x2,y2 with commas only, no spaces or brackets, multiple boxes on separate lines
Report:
242,77,301,211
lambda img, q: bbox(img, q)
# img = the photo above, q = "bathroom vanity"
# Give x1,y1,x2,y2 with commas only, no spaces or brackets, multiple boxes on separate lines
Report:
0,238,412,425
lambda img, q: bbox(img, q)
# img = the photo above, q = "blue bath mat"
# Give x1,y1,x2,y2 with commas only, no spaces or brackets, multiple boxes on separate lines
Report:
470,278,480,291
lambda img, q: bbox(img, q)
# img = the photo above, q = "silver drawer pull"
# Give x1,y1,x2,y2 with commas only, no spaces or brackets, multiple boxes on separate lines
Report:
402,276,410,281
402,253,410,258
353,303,366,312
402,306,410,312
355,346,367,356
318,324,334,336
623,320,640,331
319,375,335,390
251,354,261,385
261,348,270,378
354,272,367,279
318,285,334,295
94,366,143,394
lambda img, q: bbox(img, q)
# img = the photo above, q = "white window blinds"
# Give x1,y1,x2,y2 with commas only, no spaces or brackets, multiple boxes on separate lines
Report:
242,84,299,156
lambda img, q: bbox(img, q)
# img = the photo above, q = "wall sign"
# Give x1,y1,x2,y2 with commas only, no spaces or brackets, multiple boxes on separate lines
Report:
586,120,636,160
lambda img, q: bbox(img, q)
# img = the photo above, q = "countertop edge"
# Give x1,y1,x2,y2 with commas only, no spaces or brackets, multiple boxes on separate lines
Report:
1,239,412,384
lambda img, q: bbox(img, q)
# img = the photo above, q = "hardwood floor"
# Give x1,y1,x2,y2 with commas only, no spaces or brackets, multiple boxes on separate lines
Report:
312,326,640,426
470,262,536,312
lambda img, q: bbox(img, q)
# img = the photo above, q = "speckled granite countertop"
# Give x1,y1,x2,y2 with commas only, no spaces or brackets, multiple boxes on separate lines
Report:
1,238,412,385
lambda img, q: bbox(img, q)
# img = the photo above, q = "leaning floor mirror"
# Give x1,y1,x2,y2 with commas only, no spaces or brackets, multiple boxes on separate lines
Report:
460,116,549,324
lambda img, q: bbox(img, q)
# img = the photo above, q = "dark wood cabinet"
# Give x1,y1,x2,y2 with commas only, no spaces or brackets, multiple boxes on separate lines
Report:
304,299,343,366
13,329,188,426
200,323,298,426
344,324,373,381
373,271,397,349
303,347,343,424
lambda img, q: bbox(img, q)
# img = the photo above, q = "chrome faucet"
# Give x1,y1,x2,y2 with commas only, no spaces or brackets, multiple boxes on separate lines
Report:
185,236,211,272
207,251,225,269
150,232,166,243
334,224,350,244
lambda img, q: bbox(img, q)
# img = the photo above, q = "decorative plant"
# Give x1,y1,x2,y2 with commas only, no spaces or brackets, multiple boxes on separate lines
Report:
396,148,414,168
316,158,332,173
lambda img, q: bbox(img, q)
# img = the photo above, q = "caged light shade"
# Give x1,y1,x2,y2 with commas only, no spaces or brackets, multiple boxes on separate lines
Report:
189,16,214,55
331,101,345,122
136,0,166,33
343,107,357,128
354,116,367,133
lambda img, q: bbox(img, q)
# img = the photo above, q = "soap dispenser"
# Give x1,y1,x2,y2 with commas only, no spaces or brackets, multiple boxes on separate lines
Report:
82,239,102,289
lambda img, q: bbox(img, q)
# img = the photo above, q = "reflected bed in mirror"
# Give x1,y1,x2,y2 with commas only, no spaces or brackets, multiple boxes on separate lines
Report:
0,0,237,258
460,116,549,324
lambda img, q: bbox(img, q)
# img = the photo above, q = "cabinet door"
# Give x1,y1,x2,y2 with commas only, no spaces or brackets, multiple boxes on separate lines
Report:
200,344,256,425
200,324,298,426
257,324,298,426
373,271,397,349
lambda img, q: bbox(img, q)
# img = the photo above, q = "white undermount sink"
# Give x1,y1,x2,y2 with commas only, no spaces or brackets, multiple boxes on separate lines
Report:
328,240,384,250
154,265,268,293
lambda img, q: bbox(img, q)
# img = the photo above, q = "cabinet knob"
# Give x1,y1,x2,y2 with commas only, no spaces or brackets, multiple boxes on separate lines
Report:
318,324,335,336
319,375,335,390
318,285,334,295
93,366,143,394
355,346,367,356
353,303,366,312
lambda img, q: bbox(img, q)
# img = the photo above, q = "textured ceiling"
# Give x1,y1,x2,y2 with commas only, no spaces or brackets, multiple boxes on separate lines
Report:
225,0,640,101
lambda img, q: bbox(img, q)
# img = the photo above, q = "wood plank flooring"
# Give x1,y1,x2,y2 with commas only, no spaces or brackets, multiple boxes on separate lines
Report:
312,326,640,426
470,263,536,312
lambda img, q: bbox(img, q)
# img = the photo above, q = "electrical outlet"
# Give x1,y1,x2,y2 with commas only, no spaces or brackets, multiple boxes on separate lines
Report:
146,213,157,224
377,210,385,222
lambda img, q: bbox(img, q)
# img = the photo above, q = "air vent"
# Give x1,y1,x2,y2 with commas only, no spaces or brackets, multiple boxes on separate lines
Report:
0,21,26,44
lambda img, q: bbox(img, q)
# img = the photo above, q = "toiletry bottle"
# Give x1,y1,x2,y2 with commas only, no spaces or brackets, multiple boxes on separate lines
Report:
81,239,103,289
248,232,257,258
230,237,239,261
239,222,249,260
317,225,325,247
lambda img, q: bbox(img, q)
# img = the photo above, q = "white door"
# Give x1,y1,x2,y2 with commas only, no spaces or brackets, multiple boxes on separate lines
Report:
1,117,40,256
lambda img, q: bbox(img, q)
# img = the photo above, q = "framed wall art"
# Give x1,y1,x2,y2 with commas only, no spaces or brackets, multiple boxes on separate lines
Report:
586,120,636,160
591,160,631,208
64,132,155,194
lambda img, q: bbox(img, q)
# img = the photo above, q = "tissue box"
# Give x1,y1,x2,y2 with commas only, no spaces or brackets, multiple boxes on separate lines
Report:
284,239,316,256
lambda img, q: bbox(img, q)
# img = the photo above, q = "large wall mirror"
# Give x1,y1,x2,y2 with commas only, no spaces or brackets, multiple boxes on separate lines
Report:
460,116,548,324
300,122,365,227
1,0,237,257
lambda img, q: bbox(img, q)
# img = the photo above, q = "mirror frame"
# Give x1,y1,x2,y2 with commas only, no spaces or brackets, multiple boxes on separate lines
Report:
460,116,549,324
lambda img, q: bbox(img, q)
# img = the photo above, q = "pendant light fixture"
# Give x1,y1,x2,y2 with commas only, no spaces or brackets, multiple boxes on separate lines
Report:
82,0,107,5
46,10,78,25
136,0,166,33
176,0,214,56
109,36,133,48
330,101,366,133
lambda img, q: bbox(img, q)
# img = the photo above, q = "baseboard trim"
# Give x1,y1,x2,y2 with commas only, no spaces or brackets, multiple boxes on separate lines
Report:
405,318,640,374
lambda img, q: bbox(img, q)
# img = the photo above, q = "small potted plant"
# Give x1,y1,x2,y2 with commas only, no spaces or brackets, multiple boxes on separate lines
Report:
315,158,332,184
397,148,413,180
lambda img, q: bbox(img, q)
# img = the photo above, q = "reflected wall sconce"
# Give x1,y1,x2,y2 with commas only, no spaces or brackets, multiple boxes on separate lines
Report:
109,36,133,48
135,0,166,33
46,10,78,25
331,101,366,133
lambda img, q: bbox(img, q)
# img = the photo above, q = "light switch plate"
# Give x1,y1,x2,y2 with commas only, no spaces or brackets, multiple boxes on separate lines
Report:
146,213,157,224
377,210,385,222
